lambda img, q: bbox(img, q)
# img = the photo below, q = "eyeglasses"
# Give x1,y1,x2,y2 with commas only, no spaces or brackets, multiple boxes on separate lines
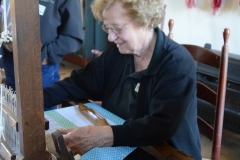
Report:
102,19,133,34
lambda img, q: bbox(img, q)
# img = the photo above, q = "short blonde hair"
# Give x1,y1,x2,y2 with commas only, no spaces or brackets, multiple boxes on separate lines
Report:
91,0,164,29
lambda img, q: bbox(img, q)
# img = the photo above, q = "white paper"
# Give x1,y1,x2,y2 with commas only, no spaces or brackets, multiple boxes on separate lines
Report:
56,105,116,126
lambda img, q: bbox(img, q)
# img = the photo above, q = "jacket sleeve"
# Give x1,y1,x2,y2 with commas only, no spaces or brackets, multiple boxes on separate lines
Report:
44,46,120,108
44,57,105,108
41,0,83,64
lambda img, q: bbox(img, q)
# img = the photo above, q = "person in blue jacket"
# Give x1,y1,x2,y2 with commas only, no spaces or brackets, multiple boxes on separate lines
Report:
44,0,202,159
0,0,83,110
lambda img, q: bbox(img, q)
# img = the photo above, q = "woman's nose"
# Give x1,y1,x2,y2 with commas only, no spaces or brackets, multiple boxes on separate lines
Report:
107,30,117,42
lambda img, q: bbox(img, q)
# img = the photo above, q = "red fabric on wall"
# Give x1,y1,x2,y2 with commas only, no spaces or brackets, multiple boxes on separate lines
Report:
211,0,222,15
185,0,195,8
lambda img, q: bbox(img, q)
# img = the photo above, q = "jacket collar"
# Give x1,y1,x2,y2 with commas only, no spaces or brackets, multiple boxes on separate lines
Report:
144,27,165,76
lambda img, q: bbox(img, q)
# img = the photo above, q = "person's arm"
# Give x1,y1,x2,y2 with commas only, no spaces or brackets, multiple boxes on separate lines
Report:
43,62,104,108
41,0,83,64
43,45,119,108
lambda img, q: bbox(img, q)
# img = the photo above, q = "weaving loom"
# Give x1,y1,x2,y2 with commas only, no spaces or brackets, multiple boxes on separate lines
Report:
0,82,75,159
0,0,18,158
0,84,19,159
0,0,65,159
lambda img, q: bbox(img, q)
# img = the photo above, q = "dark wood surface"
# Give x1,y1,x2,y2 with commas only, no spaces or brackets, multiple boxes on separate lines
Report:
182,44,221,68
10,0,51,159
63,53,93,67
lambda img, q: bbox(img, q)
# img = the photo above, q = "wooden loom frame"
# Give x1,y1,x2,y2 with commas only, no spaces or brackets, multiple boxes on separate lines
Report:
7,0,51,159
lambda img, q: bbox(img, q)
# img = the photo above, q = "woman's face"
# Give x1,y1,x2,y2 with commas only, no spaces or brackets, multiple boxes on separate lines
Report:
102,1,148,55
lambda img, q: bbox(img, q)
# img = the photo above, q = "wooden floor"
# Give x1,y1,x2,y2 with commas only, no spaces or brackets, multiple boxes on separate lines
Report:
59,60,82,79
59,60,240,160
200,129,240,160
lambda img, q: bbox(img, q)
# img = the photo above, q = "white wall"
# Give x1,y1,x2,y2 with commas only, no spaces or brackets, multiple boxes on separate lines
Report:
162,0,240,56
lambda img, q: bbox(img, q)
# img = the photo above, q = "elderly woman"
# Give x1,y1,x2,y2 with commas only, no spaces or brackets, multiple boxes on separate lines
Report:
44,0,201,159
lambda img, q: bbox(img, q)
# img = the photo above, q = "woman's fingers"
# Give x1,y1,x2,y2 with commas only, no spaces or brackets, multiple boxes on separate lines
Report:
91,49,103,56
57,128,74,134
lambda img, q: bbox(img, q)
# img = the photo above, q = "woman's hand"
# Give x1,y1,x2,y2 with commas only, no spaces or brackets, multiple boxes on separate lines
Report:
91,49,103,56
57,125,113,155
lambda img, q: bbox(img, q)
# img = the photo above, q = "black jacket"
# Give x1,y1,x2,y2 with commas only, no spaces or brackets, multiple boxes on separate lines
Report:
44,28,201,160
